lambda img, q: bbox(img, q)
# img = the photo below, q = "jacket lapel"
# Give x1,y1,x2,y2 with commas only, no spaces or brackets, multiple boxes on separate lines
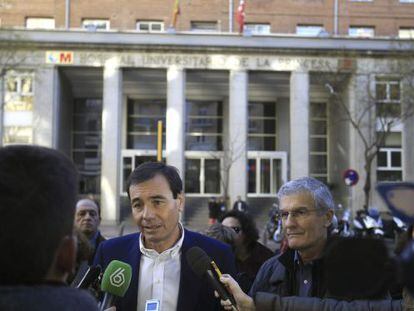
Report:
121,233,141,311
177,230,202,311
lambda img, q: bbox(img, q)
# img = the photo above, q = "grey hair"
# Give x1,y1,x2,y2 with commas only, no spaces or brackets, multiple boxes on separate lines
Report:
277,177,334,212
204,223,237,247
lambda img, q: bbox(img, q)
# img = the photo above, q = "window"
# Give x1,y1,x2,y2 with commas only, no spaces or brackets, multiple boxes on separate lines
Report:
309,102,328,184
296,25,325,36
376,77,401,118
185,158,221,194
82,19,110,31
3,71,34,145
248,102,277,151
348,26,375,37
244,23,271,35
248,157,284,195
186,101,223,151
399,28,414,38
121,155,159,193
400,0,414,3
26,17,55,29
377,148,402,181
72,99,102,195
190,21,218,32
137,21,164,32
127,99,166,150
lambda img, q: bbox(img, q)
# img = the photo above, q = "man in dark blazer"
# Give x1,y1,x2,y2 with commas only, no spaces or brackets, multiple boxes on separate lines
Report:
94,162,236,311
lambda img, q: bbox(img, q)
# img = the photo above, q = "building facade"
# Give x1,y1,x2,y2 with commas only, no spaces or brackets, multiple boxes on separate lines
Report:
1,1,414,225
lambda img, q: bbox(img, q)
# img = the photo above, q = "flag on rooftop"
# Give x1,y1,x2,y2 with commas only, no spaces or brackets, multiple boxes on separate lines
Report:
236,0,246,34
171,0,180,29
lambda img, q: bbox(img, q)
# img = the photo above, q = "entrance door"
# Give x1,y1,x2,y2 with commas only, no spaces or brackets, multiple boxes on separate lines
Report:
247,151,287,197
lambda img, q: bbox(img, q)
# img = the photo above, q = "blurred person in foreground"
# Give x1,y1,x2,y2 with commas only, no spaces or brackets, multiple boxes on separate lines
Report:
67,228,94,286
0,145,98,311
221,210,274,292
249,177,335,298
74,198,106,264
94,162,237,311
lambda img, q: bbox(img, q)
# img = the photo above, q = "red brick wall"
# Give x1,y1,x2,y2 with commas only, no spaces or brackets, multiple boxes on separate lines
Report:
0,0,413,36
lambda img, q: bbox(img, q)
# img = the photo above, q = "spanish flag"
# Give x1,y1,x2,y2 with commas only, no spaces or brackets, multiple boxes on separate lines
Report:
236,0,245,34
171,0,180,29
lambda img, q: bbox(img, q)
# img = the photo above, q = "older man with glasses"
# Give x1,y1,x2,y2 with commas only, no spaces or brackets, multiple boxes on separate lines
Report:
249,176,334,299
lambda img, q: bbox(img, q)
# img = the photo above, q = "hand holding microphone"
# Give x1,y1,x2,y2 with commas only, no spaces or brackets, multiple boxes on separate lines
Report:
218,274,255,311
99,260,132,311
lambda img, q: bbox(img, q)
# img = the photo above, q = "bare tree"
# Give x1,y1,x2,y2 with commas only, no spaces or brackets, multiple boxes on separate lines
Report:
0,36,28,78
0,29,33,143
210,134,246,205
321,60,414,210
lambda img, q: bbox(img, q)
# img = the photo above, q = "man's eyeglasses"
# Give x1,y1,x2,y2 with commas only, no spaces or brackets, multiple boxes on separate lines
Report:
278,208,324,221
231,226,242,234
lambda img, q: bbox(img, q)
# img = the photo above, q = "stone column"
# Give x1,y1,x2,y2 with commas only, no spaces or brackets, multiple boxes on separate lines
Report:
33,67,58,147
290,71,309,179
101,62,122,224
166,67,185,179
228,70,248,205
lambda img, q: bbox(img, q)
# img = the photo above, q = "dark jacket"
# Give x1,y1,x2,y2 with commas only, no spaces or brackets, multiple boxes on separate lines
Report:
0,285,99,311
89,231,106,265
254,292,402,311
233,200,248,213
94,229,237,311
237,241,274,292
249,248,327,298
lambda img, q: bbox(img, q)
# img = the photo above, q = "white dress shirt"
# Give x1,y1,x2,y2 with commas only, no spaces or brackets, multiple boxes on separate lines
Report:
137,224,185,311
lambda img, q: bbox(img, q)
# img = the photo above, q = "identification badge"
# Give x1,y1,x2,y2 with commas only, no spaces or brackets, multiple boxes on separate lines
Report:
145,299,160,311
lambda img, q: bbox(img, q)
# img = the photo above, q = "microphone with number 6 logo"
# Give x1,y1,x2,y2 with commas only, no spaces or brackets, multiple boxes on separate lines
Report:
99,260,132,311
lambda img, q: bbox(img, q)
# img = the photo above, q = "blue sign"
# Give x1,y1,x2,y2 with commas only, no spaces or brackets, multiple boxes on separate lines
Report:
343,169,359,186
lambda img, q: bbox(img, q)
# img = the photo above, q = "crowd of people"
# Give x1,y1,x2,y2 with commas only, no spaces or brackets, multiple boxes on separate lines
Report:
1,144,414,311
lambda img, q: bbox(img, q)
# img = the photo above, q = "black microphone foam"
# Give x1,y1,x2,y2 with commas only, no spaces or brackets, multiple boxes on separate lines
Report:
186,246,237,308
186,247,212,277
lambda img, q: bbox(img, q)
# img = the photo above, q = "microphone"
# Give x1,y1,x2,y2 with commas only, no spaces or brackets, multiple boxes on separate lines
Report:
186,246,237,309
76,265,102,289
99,260,132,311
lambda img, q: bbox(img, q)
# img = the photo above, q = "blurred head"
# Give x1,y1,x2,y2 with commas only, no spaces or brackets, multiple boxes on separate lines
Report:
127,162,184,253
221,210,259,250
368,207,380,221
75,199,100,238
0,145,78,285
277,177,334,259
205,223,237,249
325,237,392,300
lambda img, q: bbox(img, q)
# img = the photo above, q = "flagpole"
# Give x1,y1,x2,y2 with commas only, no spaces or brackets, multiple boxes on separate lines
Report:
229,0,233,32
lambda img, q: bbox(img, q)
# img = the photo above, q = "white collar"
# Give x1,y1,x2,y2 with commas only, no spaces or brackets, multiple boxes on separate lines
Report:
139,222,185,260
